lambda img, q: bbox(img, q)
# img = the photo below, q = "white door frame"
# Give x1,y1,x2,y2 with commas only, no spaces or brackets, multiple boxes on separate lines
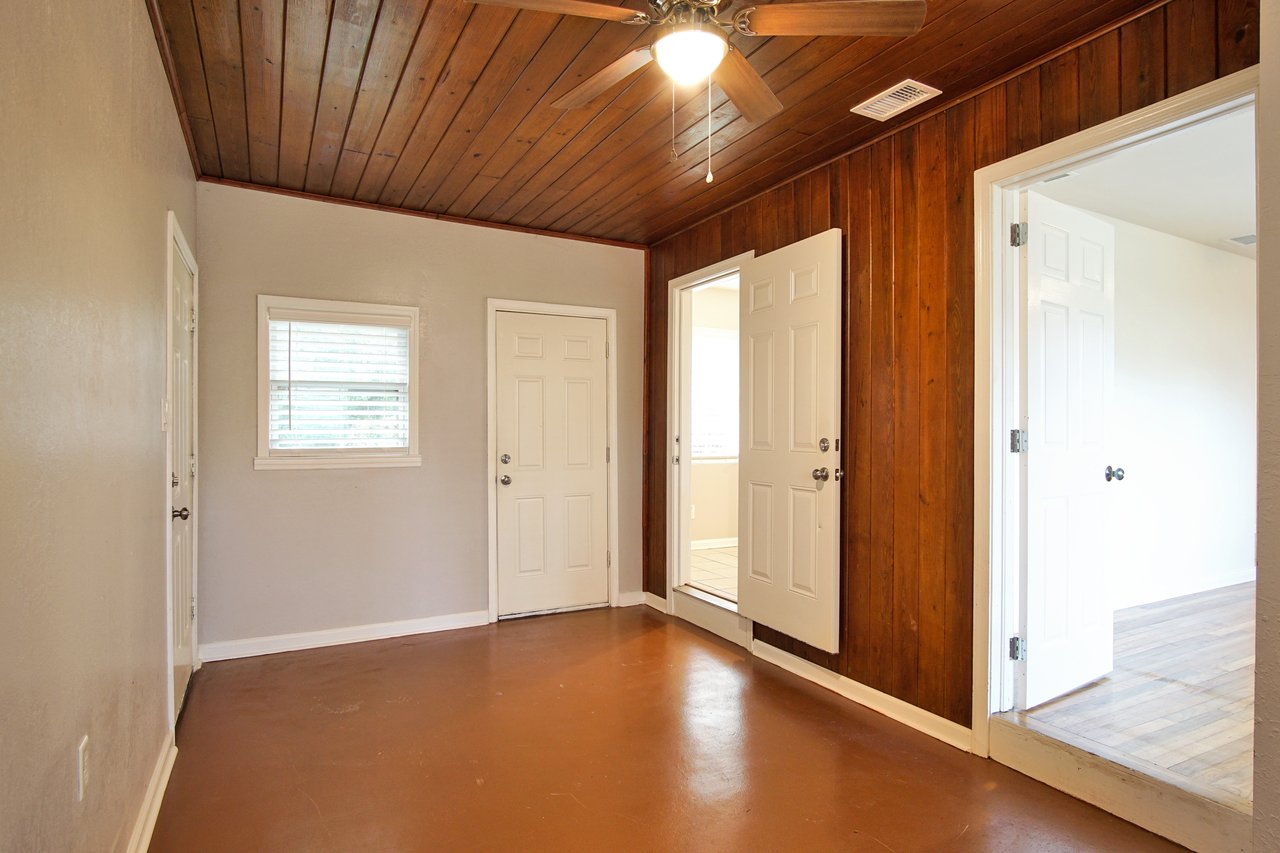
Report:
971,68,1258,848
164,210,199,730
664,252,755,612
485,299,620,623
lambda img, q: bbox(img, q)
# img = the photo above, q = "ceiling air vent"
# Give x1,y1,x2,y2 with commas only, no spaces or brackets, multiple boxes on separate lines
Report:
1230,233,1258,246
851,79,942,121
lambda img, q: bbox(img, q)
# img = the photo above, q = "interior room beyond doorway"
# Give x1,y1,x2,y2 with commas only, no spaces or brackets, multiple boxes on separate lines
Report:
687,275,740,602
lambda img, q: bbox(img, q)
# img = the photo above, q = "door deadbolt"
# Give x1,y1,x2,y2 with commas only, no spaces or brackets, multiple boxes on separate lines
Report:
499,454,511,465
819,438,830,452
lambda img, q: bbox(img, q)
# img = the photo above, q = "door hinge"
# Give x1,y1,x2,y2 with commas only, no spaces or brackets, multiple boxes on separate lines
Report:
1009,428,1028,453
672,456,680,466
1008,636,1027,661
190,597,196,621
606,446,610,463
605,341,610,358
189,458,197,478
1010,222,1029,247
607,551,612,568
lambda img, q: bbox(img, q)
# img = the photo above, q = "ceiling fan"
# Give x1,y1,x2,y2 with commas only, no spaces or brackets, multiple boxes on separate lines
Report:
464,0,927,123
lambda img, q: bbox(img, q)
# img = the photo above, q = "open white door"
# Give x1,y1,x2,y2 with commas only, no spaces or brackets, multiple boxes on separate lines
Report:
737,229,842,652
495,311,609,617
168,218,197,718
1021,192,1116,709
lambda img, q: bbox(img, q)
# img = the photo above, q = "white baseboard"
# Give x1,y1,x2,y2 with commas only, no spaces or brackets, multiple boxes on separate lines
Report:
199,611,489,662
126,732,177,853
691,537,738,550
615,591,646,607
752,641,973,752
644,592,668,613
988,716,1250,852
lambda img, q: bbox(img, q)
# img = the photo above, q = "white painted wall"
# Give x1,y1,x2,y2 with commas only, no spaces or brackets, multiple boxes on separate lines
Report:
1104,216,1258,609
195,184,645,645
1253,0,1280,844
0,0,197,848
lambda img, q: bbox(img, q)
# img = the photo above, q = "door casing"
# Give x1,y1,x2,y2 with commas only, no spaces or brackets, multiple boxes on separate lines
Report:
485,299,621,623
972,68,1258,849
664,252,755,615
164,210,199,730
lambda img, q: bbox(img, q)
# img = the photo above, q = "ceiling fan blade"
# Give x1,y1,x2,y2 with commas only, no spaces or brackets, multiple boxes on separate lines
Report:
713,48,784,124
552,47,654,109
466,0,647,24
739,0,926,36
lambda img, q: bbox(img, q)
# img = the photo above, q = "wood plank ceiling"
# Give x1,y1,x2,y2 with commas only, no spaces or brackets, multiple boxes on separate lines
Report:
150,0,1169,244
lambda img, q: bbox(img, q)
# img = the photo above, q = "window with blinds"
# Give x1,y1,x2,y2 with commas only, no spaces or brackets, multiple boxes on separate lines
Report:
256,296,420,469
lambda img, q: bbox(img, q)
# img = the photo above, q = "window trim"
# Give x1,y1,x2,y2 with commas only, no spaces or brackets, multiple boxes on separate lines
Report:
254,294,421,471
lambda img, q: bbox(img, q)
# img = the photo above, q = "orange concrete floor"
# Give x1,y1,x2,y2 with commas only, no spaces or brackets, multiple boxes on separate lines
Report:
150,607,1179,851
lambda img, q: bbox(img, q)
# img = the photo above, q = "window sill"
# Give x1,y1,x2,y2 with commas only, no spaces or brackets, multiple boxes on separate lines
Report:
253,455,422,471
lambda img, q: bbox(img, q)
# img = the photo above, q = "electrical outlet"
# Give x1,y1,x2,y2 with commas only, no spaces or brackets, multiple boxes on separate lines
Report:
76,735,89,802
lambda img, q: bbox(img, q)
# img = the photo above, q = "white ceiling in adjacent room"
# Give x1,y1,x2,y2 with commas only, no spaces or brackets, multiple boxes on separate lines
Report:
1037,106,1256,258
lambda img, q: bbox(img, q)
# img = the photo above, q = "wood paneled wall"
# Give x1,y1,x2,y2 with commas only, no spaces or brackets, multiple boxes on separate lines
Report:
643,0,1259,727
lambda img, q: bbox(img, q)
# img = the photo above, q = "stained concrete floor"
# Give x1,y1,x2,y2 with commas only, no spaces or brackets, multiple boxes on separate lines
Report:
151,607,1180,851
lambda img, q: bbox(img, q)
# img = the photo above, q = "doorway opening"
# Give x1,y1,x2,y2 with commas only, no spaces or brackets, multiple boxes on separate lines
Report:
975,69,1259,848
686,274,741,603
1009,104,1257,809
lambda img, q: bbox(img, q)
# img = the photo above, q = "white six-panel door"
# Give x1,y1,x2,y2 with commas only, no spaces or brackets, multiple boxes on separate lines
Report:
169,232,197,716
1022,192,1116,709
737,229,843,653
495,311,609,616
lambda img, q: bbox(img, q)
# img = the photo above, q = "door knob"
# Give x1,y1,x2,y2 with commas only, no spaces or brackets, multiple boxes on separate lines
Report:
499,475,512,486
171,507,190,520
499,454,511,465
1105,466,1125,482
811,467,829,482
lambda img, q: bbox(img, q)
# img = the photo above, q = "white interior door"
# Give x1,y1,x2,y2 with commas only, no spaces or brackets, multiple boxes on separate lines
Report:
737,229,842,652
1021,191,1116,709
169,232,197,715
495,311,609,616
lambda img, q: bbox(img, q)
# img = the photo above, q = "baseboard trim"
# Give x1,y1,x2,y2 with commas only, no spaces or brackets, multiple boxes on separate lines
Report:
615,591,646,607
988,716,1250,852
126,732,177,853
691,537,738,550
644,592,668,613
199,611,490,662
752,641,973,752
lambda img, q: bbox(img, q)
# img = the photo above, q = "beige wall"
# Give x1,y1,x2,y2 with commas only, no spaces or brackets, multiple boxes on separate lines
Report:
195,183,645,644
0,0,197,849
1254,0,1279,844
691,461,738,543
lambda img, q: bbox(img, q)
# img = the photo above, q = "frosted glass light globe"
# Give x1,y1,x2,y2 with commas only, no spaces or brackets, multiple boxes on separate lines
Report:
654,27,728,86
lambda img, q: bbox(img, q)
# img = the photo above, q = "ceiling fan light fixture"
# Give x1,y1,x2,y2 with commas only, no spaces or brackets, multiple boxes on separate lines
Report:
653,23,728,85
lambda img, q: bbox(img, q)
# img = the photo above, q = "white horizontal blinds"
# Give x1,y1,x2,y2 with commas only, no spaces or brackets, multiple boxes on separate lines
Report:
268,315,410,452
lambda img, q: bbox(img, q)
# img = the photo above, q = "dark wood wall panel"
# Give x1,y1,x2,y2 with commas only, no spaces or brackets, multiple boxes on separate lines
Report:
643,0,1258,727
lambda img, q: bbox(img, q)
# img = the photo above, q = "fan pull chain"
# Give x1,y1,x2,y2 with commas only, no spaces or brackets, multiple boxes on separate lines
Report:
705,75,714,184
669,81,677,163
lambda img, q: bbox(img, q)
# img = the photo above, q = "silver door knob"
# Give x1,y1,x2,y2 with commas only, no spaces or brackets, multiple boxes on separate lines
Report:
499,475,512,486
499,454,511,465
1105,466,1125,482
811,467,829,482
171,507,190,520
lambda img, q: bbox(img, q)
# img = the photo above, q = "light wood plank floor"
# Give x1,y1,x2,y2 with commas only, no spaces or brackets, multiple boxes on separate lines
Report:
689,545,738,600
1024,581,1255,807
